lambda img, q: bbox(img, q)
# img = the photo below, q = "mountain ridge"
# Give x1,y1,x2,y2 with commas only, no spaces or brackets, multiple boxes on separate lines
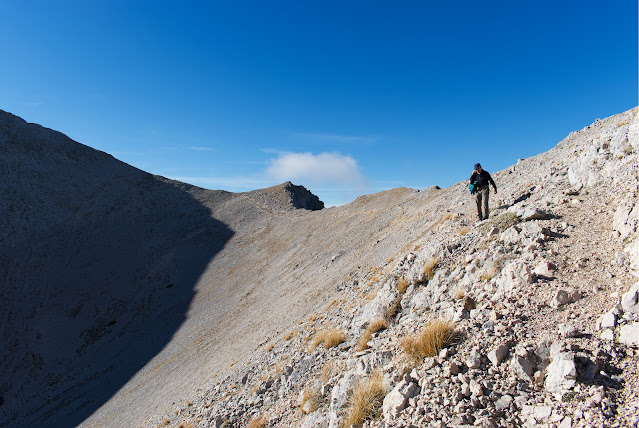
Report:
2,107,639,427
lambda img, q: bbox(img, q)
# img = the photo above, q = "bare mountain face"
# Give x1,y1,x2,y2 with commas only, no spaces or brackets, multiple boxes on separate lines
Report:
2,107,639,428
0,111,321,426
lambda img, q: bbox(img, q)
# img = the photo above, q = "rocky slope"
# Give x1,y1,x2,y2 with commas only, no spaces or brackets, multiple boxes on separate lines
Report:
2,107,639,428
141,107,639,428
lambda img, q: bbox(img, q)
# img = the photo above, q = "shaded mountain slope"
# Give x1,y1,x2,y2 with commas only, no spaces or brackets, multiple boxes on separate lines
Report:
0,110,237,427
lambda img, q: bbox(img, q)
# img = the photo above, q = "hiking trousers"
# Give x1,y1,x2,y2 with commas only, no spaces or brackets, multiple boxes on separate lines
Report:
475,185,490,220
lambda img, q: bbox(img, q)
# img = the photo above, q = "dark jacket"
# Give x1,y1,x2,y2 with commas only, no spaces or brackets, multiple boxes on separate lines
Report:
470,170,497,191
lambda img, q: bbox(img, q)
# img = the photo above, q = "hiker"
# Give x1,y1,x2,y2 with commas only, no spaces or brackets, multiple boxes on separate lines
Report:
470,163,497,221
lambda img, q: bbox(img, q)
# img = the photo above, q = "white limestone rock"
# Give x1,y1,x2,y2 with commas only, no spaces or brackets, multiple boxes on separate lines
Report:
487,343,510,366
619,323,639,347
382,375,420,421
597,312,617,329
516,206,549,221
510,356,534,380
614,198,639,239
328,373,357,428
301,411,329,428
351,282,398,330
621,282,639,315
550,289,581,308
558,324,580,338
544,345,577,393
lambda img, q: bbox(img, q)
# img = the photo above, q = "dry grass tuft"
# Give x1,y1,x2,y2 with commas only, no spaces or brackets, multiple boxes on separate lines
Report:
343,371,385,427
300,388,321,414
423,257,439,282
385,298,401,321
177,423,194,428
321,361,335,383
458,226,471,236
309,330,346,351
283,331,298,341
401,319,456,361
396,277,409,295
356,319,389,351
480,262,501,282
454,287,465,300
247,414,268,428
486,211,520,232
266,343,274,352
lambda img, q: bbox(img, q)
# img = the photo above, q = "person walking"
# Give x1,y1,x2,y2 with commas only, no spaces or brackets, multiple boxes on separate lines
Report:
470,163,497,221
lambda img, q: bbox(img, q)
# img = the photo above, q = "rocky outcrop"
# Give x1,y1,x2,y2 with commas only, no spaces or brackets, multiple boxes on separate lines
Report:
285,181,325,210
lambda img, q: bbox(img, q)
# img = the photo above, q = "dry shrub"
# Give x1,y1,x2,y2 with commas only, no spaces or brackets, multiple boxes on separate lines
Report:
458,226,471,236
480,262,501,282
343,371,385,427
283,331,297,341
300,388,321,414
487,211,520,232
385,298,401,321
321,361,335,383
454,287,465,300
423,257,439,282
247,414,268,428
401,319,455,361
396,277,409,295
356,319,389,351
177,423,194,428
266,344,274,352
310,330,346,351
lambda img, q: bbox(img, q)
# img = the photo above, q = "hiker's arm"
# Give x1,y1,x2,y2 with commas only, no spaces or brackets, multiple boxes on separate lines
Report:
489,174,497,192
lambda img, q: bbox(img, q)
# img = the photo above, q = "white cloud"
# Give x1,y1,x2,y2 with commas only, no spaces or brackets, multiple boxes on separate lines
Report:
266,152,366,187
189,146,216,151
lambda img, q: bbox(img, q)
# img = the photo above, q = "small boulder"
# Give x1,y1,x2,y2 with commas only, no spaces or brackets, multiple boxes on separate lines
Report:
510,356,534,380
597,312,617,329
382,375,420,421
544,345,577,393
550,289,581,308
533,260,556,277
517,207,549,221
487,343,510,366
621,283,639,315
558,324,580,338
619,323,639,347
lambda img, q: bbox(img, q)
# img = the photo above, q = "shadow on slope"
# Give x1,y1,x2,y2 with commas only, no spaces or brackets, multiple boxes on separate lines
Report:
0,111,233,427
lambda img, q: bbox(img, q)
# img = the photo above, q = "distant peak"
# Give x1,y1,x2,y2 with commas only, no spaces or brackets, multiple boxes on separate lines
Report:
283,182,324,211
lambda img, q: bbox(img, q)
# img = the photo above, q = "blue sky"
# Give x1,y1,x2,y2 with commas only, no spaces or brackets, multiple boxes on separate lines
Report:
2,1,637,206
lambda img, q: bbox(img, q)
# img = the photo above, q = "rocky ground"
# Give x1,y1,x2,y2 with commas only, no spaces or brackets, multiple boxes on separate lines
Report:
144,107,639,428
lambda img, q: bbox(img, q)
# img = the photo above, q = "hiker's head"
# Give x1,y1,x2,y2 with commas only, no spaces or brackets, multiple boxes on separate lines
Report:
474,163,482,172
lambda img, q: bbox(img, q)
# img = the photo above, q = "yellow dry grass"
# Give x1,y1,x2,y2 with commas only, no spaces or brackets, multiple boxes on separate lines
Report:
342,371,385,427
458,226,471,236
309,330,346,352
247,414,268,428
401,319,456,361
300,388,321,415
396,277,409,295
480,262,500,282
356,319,389,351
423,257,439,282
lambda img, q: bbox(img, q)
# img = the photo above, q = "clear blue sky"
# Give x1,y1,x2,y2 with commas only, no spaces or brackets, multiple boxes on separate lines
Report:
2,1,637,206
